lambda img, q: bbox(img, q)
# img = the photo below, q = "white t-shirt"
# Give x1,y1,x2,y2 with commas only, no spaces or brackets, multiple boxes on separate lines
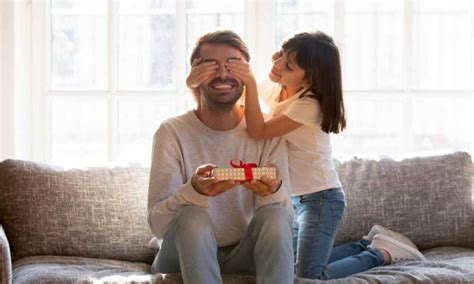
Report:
258,80,342,196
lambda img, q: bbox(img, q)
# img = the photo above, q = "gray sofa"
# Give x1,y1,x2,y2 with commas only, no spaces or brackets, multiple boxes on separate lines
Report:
0,152,473,283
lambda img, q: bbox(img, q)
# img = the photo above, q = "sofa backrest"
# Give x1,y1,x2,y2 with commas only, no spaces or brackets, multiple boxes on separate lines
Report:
334,152,473,250
0,160,155,263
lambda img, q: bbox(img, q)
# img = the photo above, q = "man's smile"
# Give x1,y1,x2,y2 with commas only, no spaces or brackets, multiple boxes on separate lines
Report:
209,78,238,92
211,83,235,90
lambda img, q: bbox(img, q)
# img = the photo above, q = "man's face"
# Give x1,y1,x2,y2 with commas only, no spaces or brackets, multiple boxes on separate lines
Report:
197,43,245,108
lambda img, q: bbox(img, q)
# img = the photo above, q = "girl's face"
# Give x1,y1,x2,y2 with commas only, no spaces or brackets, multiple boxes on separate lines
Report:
268,50,307,91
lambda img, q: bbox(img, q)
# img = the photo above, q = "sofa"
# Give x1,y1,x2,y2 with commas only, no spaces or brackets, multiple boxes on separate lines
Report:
0,151,473,283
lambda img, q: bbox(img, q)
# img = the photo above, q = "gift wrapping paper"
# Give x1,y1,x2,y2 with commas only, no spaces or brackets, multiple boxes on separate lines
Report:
213,167,277,181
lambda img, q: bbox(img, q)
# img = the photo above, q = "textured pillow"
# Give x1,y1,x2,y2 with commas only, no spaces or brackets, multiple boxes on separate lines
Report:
335,152,473,250
0,160,155,263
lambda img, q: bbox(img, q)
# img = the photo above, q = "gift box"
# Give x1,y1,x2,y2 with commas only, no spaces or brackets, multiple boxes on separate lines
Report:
212,160,277,181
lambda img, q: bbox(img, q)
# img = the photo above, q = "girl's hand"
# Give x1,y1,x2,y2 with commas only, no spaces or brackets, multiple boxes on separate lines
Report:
186,58,219,89
225,59,257,90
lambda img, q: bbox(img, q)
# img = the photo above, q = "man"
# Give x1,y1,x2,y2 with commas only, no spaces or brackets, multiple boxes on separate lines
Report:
147,30,293,284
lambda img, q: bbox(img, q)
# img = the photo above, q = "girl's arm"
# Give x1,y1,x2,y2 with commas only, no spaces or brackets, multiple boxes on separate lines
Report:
227,60,303,140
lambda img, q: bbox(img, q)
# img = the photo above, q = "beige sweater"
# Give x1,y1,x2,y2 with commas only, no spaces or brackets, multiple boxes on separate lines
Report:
147,110,292,247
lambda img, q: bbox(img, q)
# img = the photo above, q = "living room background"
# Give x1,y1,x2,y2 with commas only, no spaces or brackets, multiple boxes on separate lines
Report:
0,0,473,167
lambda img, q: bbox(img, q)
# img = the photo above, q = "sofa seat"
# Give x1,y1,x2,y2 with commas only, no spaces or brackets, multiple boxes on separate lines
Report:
334,247,474,283
11,247,474,283
13,255,154,283
12,255,256,284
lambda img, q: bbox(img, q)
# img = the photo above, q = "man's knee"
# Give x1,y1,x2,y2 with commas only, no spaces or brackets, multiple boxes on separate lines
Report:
174,206,214,238
255,205,292,223
253,205,293,237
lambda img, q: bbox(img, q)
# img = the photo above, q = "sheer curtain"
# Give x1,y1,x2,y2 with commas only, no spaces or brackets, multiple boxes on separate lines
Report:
0,0,14,160
1,0,472,166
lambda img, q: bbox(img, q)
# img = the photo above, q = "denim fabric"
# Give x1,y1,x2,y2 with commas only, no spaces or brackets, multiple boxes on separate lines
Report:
328,239,372,263
152,205,294,284
322,239,385,280
292,187,345,279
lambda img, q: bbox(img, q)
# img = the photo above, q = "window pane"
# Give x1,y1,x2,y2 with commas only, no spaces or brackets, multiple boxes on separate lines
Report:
332,93,405,154
411,94,472,152
119,0,174,12
51,15,108,90
119,14,176,90
52,0,107,12
343,0,402,89
276,0,333,46
51,98,108,165
186,14,244,49
118,99,185,165
187,0,243,12
186,1,244,73
333,92,473,155
412,1,472,89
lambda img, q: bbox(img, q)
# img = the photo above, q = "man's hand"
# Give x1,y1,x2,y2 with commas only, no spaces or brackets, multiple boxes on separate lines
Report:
186,58,218,89
241,165,282,197
225,59,257,90
191,164,238,196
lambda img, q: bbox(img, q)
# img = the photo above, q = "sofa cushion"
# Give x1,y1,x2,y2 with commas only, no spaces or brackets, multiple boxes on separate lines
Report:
0,160,155,263
11,250,474,283
13,256,153,283
335,152,473,250
12,256,257,284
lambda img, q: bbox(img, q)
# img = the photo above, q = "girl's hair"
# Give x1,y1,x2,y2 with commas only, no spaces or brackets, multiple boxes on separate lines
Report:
282,31,346,134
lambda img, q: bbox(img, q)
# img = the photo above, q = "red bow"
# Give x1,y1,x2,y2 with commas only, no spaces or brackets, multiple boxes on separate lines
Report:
230,159,257,181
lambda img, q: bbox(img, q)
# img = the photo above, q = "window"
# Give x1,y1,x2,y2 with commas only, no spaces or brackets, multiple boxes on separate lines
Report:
47,0,246,166
331,0,473,155
34,0,474,166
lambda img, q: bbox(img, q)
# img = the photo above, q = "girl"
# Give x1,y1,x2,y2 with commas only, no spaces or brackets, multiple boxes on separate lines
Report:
228,31,346,279
187,31,425,279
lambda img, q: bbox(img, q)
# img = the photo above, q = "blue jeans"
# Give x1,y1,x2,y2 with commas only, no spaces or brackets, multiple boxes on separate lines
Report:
151,205,294,284
322,239,385,279
292,187,346,279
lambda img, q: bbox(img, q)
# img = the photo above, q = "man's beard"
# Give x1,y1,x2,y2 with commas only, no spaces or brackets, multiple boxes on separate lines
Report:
199,77,244,112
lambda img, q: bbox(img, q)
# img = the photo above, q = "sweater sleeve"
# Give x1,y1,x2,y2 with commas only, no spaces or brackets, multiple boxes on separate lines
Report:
254,136,292,212
147,122,210,239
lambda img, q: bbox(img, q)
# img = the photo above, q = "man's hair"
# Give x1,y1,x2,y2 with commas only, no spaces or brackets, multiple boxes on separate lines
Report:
189,30,250,65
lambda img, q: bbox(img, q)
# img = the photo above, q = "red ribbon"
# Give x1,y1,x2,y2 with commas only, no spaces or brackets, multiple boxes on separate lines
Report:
230,159,257,181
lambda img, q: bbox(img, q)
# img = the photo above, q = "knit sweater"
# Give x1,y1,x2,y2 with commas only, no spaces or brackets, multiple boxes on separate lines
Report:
147,110,292,247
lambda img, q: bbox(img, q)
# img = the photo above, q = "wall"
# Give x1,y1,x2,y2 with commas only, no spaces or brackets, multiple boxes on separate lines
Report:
0,0,15,161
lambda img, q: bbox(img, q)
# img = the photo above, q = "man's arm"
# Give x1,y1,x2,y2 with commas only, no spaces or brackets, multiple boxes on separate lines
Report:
147,123,209,239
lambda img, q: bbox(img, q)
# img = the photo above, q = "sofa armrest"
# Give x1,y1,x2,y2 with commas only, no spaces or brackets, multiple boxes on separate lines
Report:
0,224,12,284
